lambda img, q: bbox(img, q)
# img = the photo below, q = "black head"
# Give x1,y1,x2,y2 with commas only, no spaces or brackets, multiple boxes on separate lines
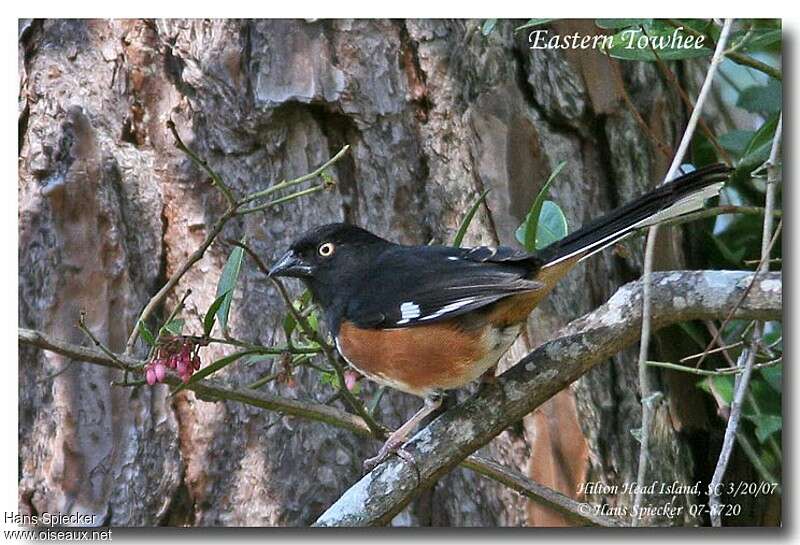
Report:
269,223,391,310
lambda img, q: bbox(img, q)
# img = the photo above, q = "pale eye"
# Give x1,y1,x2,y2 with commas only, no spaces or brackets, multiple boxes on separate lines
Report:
318,242,335,257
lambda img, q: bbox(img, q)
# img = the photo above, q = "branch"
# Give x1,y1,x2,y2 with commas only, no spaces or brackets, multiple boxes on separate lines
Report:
461,455,625,527
313,270,781,526
709,113,782,526
19,328,374,438
665,19,782,81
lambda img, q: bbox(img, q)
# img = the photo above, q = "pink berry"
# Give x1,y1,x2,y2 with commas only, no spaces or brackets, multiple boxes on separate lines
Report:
181,372,191,384
145,367,157,386
154,363,166,383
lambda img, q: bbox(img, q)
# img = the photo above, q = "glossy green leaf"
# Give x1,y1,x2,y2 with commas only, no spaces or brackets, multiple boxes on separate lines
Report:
173,349,257,394
718,130,756,158
760,363,782,394
138,320,156,347
745,413,782,443
604,28,713,61
203,291,231,337
481,19,497,36
216,239,246,334
162,319,185,336
535,201,569,249
737,80,782,117
515,161,567,251
453,188,491,247
515,19,556,32
282,290,313,340
595,19,651,30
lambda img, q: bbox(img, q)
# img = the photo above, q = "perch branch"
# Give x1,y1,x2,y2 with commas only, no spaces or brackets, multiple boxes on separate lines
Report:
313,270,781,527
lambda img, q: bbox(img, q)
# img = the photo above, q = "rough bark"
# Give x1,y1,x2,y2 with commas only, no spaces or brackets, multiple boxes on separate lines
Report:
19,18,720,526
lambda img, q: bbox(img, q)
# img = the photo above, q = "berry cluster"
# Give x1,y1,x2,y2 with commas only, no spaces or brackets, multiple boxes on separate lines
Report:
144,340,202,385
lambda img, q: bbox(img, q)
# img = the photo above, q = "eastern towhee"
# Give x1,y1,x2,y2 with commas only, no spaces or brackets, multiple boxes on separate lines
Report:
269,164,731,470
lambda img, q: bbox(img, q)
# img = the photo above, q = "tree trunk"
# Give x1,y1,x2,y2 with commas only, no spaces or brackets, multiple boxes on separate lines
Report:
19,18,708,526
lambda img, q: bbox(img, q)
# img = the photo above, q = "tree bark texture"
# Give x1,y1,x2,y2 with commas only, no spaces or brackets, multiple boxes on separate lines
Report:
19,19,710,526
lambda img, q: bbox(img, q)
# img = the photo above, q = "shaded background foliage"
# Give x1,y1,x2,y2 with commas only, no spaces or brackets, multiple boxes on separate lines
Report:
18,18,780,526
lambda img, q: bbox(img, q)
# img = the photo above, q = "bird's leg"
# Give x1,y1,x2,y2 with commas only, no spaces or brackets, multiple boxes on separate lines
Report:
363,393,443,472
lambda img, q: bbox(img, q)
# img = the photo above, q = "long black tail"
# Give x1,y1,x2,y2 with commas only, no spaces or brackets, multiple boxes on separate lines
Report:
539,164,732,268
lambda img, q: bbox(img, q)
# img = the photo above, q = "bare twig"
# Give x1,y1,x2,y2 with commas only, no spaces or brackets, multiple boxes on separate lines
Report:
167,119,237,206
665,19,782,81
239,145,349,206
632,19,734,526
646,358,780,376
461,455,626,527
125,207,237,353
709,113,781,526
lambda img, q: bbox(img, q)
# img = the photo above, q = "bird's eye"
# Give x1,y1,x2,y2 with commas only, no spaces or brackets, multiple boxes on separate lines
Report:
318,242,335,257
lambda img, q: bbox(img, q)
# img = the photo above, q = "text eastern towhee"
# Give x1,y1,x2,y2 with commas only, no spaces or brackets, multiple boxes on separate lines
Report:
269,164,731,470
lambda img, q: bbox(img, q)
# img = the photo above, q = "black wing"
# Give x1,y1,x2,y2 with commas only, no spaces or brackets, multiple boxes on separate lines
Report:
345,244,545,329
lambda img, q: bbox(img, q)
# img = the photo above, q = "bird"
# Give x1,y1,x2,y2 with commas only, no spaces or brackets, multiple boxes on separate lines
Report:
269,163,731,471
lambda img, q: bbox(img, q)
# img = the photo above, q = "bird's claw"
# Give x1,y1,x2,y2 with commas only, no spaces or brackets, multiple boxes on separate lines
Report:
362,442,418,475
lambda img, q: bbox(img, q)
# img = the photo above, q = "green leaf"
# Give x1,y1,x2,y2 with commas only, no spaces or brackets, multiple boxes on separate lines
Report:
515,161,567,251
172,350,256,394
138,320,156,347
604,28,713,61
699,374,734,406
216,239,246,333
737,80,782,117
282,290,312,341
453,188,491,247
718,130,756,158
535,201,569,249
737,28,782,52
745,414,782,443
202,291,231,337
515,19,556,32
162,319,185,336
481,19,497,36
595,19,652,30
733,113,780,185
760,363,782,394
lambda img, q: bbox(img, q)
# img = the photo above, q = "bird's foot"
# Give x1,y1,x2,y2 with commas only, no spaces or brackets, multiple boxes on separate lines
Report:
363,436,407,472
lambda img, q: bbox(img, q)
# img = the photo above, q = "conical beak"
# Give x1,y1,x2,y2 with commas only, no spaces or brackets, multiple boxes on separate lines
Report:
269,250,313,278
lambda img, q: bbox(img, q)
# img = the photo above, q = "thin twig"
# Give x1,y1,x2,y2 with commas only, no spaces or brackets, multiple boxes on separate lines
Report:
646,358,780,376
642,26,732,165
125,207,237,353
461,455,627,527
78,311,127,371
167,119,237,206
632,18,734,526
695,219,782,367
239,145,349,206
665,19,782,81
708,112,781,526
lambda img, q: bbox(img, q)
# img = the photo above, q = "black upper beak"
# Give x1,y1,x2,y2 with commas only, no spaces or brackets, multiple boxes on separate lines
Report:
269,250,313,278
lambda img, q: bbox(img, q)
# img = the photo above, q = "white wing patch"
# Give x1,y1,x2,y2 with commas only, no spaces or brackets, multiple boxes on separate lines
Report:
396,301,422,325
419,298,475,321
